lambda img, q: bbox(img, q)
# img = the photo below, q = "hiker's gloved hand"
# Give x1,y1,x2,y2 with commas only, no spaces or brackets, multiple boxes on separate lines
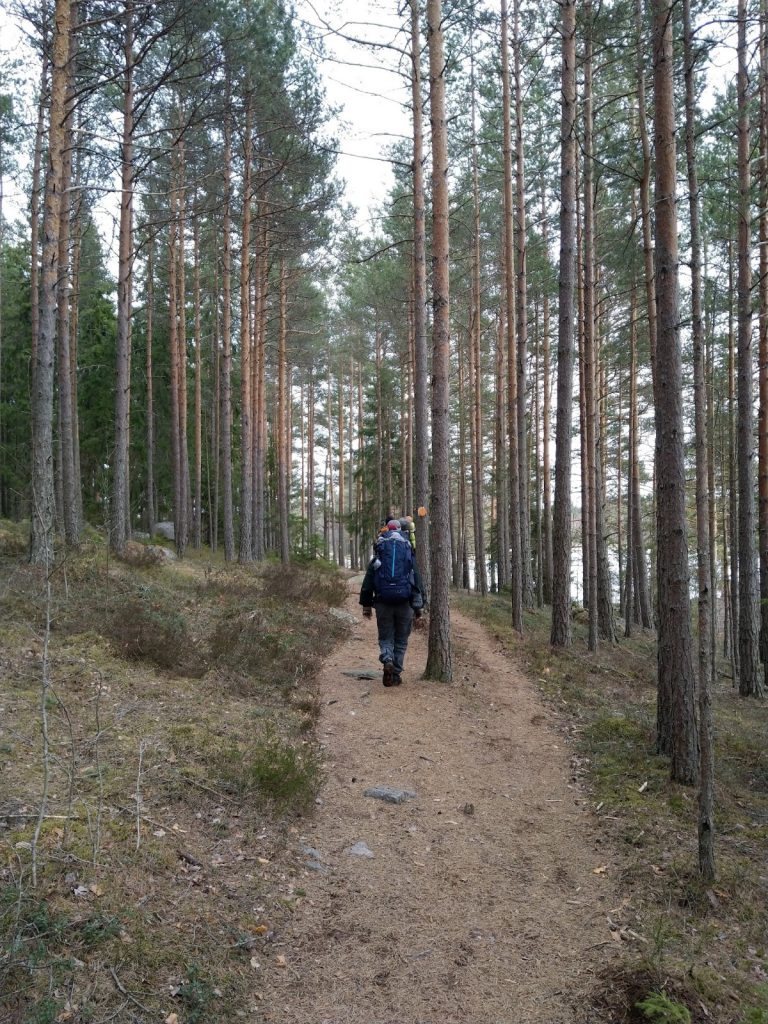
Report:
363,607,372,619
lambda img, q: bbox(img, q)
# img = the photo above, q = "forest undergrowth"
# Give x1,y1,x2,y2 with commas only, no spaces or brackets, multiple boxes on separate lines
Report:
0,520,348,1024
458,592,768,1024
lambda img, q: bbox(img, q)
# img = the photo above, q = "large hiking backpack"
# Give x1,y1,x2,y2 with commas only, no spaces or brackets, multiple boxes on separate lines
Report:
373,533,414,603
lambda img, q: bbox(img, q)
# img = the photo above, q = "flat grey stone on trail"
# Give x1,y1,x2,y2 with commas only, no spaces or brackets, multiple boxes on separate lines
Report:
299,843,328,873
340,668,379,680
364,785,417,804
328,608,359,625
345,841,374,858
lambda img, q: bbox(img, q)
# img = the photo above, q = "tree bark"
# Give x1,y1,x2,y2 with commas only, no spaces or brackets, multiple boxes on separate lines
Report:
469,43,487,596
636,0,658,391
278,258,291,565
30,43,50,372
759,0,768,689
337,357,346,567
736,0,764,697
193,214,202,549
513,0,531,607
112,0,134,556
220,99,235,560
56,12,78,547
238,102,254,563
550,0,576,647
145,242,155,538
175,131,189,557
30,0,72,567
683,0,715,880
651,0,699,783
541,183,553,605
583,10,599,650
425,0,452,681
501,0,523,631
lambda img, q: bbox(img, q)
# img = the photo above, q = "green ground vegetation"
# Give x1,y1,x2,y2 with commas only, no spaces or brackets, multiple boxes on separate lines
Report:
0,521,348,1023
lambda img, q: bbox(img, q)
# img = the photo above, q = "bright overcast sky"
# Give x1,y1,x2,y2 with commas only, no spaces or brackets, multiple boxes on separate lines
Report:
295,0,413,228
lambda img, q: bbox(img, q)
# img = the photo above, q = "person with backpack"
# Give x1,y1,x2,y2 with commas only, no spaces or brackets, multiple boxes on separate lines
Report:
359,519,426,687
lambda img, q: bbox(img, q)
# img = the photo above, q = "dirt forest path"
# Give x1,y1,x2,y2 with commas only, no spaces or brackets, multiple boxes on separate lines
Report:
267,579,618,1024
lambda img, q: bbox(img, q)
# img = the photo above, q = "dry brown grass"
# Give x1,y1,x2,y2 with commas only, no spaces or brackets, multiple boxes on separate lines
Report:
0,527,351,1024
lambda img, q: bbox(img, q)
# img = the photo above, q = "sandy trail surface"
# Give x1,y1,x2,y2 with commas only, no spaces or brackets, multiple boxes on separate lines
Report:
266,580,616,1024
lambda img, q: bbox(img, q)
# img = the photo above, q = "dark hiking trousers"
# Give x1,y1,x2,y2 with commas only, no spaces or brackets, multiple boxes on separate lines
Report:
375,601,414,675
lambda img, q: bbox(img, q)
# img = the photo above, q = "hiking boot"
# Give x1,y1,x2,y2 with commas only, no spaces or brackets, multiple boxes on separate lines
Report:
391,672,403,686
382,661,395,687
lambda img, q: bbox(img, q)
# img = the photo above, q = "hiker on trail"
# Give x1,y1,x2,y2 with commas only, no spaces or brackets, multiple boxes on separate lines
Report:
359,519,425,687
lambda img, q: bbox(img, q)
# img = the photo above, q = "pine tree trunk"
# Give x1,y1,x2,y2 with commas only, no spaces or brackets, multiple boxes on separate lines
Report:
308,370,315,550
210,264,220,551
238,104,254,563
736,0,764,697
458,329,469,590
278,259,290,565
112,1,134,556
501,0,523,631
617,369,624,618
577,177,589,611
541,186,553,605
625,282,636,638
375,326,383,521
626,231,652,630
652,0,699,783
56,22,78,547
706,300,718,673
348,359,357,567
30,44,49,372
193,215,202,549
30,0,71,567
683,0,715,879
425,0,452,681
513,0,531,607
728,248,740,682
68,143,83,533
583,12,599,650
637,0,658,390
168,179,181,550
495,309,509,590
550,0,576,647
175,132,189,557
534,306,543,607
220,100,235,561
469,51,487,595
146,243,155,538
254,220,268,560
337,357,346,567
759,0,768,688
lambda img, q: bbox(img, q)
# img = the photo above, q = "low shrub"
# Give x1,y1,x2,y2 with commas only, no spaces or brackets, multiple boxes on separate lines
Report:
258,561,348,608
103,596,206,675
116,540,168,569
635,991,691,1024
214,730,322,813
209,601,345,691
0,519,28,556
